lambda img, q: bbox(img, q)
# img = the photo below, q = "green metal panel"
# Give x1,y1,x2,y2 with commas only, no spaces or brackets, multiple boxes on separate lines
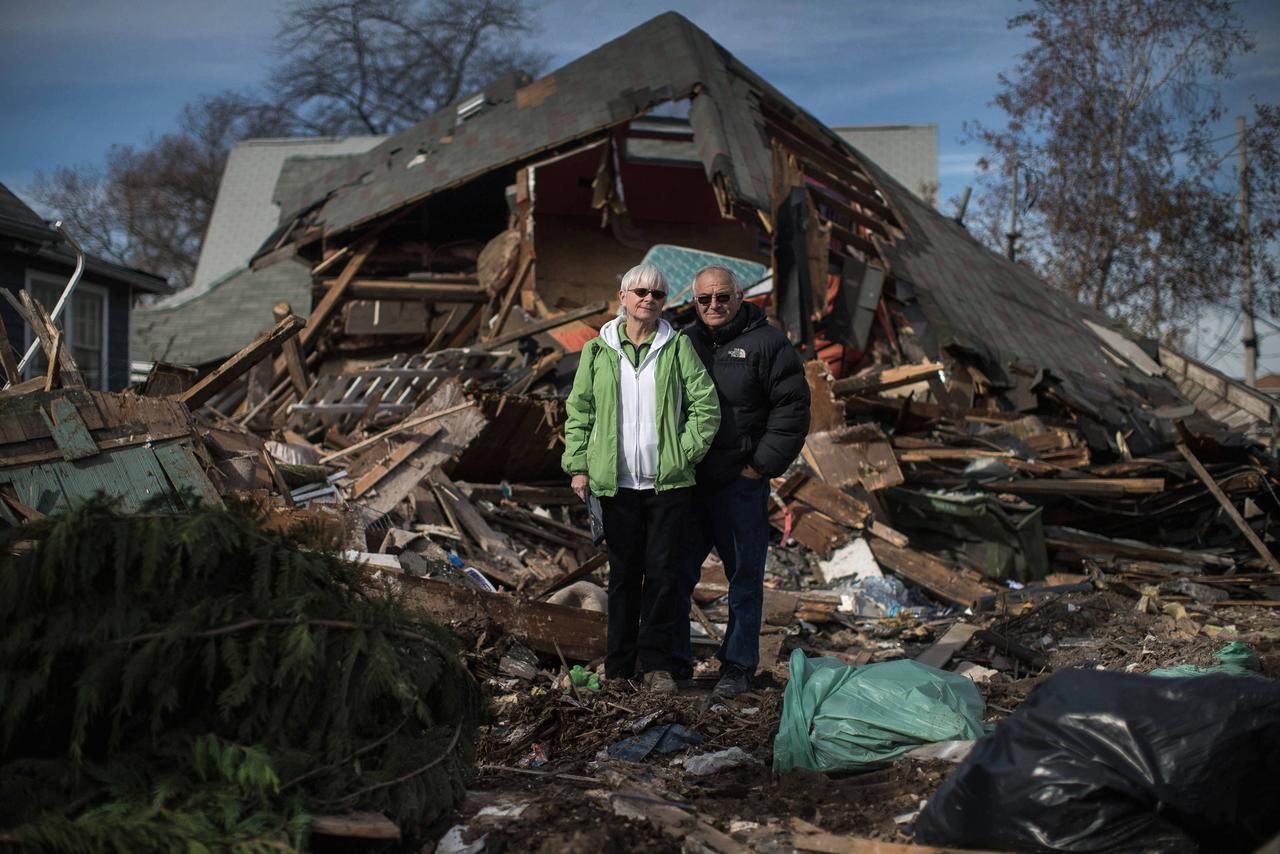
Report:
40,398,100,461
151,441,223,508
0,440,222,515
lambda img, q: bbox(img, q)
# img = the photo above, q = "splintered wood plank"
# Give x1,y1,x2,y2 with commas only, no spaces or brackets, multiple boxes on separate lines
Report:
310,813,400,841
867,540,996,609
273,302,311,396
358,383,487,521
805,360,844,432
351,423,442,498
1177,443,1280,573
19,289,84,388
980,477,1165,497
176,313,304,409
832,362,943,397
804,424,903,492
776,473,871,528
433,469,523,568
913,622,979,670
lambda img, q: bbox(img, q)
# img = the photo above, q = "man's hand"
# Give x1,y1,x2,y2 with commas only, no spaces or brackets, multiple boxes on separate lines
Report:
740,465,762,480
571,474,589,502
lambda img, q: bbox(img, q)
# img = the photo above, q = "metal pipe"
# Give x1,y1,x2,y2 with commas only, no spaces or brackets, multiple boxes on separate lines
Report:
13,221,86,380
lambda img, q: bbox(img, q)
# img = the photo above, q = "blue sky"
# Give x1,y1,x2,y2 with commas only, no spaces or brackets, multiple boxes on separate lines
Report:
2,0,1278,374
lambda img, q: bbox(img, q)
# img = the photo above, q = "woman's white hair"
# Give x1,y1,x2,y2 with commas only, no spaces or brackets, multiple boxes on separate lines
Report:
616,262,669,318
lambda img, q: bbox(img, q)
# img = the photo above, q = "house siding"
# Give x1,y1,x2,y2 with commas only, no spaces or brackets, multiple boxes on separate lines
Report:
0,253,133,390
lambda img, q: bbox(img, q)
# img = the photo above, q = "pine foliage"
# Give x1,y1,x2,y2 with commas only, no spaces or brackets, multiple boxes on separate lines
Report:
0,501,481,852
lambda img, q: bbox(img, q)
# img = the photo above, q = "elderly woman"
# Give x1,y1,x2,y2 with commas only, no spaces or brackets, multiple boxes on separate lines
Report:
562,263,720,693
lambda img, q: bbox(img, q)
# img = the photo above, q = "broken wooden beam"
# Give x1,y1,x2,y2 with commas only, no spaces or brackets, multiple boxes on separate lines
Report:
1176,442,1280,573
832,362,943,397
175,313,305,410
309,812,400,841
273,302,311,397
478,301,608,350
391,571,607,661
980,477,1165,497
913,622,979,670
19,290,84,389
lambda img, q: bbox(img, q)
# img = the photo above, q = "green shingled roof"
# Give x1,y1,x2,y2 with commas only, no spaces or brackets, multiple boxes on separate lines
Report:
131,258,312,366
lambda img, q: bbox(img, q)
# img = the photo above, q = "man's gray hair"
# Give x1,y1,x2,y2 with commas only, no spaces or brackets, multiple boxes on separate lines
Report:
692,264,743,294
617,262,668,318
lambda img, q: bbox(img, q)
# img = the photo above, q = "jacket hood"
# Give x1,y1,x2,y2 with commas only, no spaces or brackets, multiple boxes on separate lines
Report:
599,316,677,357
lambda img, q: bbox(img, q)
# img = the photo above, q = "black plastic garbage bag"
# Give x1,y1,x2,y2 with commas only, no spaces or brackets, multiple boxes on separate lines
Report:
913,669,1280,853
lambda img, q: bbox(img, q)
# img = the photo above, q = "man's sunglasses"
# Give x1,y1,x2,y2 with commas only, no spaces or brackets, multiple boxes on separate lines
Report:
696,292,735,306
628,287,666,300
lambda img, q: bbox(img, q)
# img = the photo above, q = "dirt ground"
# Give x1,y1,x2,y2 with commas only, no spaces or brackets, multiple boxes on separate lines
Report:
425,587,1280,853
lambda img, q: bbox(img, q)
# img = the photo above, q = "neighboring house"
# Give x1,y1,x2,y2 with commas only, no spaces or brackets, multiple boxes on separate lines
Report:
179,135,383,305
835,125,938,204
0,184,169,390
134,136,382,371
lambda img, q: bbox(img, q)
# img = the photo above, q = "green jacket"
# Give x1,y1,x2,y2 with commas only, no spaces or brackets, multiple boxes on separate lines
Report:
562,317,720,496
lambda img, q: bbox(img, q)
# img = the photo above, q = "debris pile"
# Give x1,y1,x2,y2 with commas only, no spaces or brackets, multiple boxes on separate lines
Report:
3,10,1279,850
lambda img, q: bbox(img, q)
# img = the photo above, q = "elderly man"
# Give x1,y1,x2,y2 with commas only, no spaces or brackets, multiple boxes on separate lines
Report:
674,265,809,697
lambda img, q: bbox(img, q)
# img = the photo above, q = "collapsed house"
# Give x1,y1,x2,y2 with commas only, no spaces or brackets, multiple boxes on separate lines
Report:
4,11,1280,852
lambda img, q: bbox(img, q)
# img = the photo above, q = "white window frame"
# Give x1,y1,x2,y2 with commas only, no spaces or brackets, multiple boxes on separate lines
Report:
22,270,110,390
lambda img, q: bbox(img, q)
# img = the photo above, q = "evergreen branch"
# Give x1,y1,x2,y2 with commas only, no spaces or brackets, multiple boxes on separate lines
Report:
319,719,464,806
117,618,456,661
280,714,410,792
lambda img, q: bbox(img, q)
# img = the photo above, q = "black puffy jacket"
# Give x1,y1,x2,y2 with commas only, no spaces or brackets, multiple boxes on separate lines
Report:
687,302,810,487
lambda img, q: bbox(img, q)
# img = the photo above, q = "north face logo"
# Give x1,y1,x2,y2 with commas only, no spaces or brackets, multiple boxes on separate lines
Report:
727,348,747,359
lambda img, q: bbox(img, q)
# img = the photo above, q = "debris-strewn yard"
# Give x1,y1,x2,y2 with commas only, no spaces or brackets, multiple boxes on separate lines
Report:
3,11,1279,853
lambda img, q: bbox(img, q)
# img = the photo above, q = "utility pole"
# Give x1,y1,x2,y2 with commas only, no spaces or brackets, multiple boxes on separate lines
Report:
1006,156,1019,262
1238,116,1257,387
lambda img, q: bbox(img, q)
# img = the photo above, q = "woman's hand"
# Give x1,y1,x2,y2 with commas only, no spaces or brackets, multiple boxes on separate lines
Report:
571,474,589,502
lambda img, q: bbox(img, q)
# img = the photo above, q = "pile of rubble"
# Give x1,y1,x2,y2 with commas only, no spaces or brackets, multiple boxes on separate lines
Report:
3,256,1278,849
3,12,1279,849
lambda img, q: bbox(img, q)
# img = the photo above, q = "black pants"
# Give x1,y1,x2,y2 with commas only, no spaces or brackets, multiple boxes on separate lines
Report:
598,486,691,678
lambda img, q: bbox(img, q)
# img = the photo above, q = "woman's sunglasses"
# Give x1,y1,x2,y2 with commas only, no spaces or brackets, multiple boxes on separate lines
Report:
628,287,666,300
696,292,735,306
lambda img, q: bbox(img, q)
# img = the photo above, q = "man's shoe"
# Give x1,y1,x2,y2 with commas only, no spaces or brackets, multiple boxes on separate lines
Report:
643,670,677,694
712,667,751,698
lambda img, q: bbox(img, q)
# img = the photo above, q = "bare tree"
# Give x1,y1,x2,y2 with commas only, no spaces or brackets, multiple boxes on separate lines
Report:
967,0,1280,340
271,0,548,135
30,93,294,288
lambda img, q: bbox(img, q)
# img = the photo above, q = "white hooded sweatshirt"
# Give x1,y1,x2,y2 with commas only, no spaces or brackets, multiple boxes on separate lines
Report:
597,316,678,490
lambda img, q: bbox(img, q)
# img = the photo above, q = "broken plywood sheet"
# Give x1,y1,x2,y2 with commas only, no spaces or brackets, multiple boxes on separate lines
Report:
803,423,903,492
358,381,487,521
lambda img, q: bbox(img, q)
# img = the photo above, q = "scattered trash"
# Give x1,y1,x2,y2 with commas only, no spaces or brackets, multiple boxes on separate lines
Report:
569,664,601,691
608,724,704,763
914,669,1280,853
683,746,756,776
905,740,975,764
774,649,986,773
953,662,998,684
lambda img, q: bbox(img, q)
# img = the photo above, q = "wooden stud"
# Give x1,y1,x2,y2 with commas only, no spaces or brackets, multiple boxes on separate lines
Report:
176,314,304,410
1177,442,1280,573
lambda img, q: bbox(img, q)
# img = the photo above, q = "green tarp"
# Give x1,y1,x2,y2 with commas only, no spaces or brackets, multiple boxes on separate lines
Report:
774,649,987,773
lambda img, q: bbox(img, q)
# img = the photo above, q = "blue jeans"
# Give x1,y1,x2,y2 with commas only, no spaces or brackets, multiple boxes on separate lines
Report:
673,476,770,678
